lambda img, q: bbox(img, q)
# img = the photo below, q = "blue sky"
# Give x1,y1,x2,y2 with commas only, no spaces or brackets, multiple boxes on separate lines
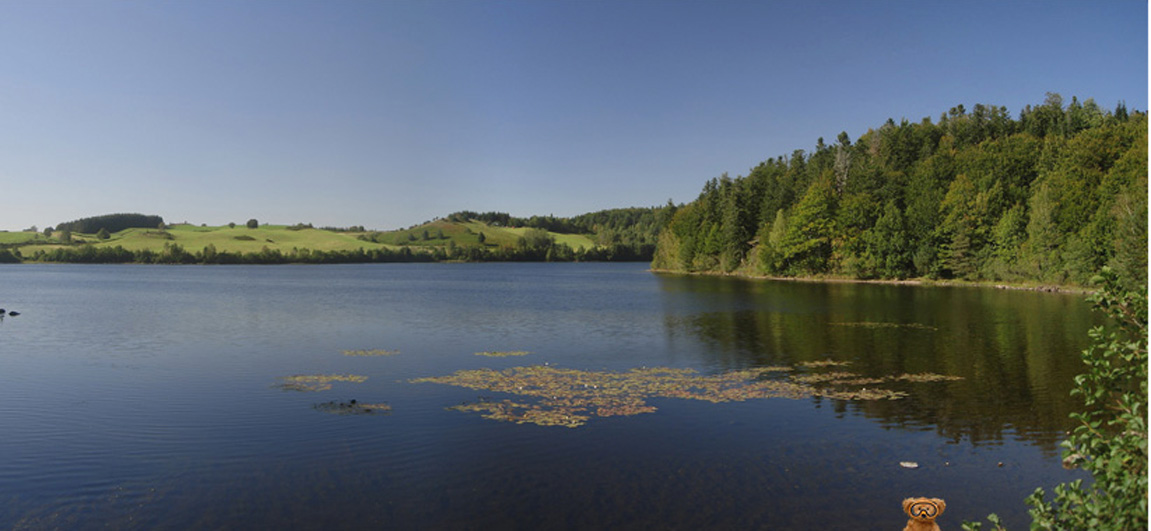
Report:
0,0,1146,231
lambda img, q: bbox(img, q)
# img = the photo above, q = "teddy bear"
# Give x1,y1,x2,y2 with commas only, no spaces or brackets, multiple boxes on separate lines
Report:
902,497,946,531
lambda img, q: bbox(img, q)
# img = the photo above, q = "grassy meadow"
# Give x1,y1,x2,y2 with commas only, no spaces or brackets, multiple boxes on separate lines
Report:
8,219,598,260
0,232,42,245
106,225,388,253
366,220,596,251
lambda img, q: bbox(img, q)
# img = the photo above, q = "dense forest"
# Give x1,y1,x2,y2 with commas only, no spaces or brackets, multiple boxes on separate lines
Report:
652,94,1147,288
569,206,676,248
55,213,165,234
443,206,673,249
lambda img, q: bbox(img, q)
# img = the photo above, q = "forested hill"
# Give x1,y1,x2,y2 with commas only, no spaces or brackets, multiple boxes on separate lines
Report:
443,206,674,247
56,213,164,234
418,206,676,258
652,94,1147,288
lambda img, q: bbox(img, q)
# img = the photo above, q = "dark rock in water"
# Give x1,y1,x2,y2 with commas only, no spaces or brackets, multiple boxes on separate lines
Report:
313,400,390,415
7,311,19,317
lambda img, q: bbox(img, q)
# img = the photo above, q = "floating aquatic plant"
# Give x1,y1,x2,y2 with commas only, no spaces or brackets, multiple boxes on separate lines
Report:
450,400,588,428
891,372,965,383
313,399,391,415
412,363,938,428
342,349,400,357
797,360,852,368
791,371,863,384
475,350,532,357
829,322,937,331
273,374,368,392
831,377,887,386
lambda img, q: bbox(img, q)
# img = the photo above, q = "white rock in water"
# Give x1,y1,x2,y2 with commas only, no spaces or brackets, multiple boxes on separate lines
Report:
900,461,919,469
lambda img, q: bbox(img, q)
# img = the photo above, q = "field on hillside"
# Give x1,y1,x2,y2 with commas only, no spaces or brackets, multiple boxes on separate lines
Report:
0,232,42,245
104,225,389,253
10,220,600,258
374,220,596,250
8,225,387,256
2,231,99,248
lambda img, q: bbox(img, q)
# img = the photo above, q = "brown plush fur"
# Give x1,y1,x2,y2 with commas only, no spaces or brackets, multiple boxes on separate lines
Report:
902,497,945,531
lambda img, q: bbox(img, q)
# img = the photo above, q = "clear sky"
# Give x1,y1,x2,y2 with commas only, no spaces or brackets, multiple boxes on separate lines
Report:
0,0,1146,231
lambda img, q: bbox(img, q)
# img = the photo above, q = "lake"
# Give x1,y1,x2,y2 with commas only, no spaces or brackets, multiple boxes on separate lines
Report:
0,263,1093,529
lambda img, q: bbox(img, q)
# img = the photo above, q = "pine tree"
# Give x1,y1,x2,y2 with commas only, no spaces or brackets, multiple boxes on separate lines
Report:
864,201,911,278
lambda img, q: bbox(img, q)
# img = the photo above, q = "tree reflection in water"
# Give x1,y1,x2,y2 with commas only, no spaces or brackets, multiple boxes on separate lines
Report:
654,274,1097,454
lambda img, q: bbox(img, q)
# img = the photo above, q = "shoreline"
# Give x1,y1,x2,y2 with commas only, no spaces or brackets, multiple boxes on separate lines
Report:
0,260,1098,294
648,268,1094,295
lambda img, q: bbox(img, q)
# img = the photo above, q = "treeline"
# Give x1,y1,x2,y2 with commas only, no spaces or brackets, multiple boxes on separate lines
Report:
283,222,368,232
25,243,436,265
443,210,587,233
484,228,654,261
653,94,1147,288
55,213,164,234
444,239,653,262
22,239,652,265
446,211,522,227
445,205,674,257
569,206,675,247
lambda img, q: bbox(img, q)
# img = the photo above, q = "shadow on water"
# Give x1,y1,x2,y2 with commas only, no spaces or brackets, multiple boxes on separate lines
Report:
655,273,1097,454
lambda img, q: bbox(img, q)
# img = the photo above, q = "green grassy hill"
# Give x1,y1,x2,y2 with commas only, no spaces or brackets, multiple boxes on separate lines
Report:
11,220,598,261
10,225,380,256
363,219,596,251
6,206,668,263
0,231,43,245
105,225,388,253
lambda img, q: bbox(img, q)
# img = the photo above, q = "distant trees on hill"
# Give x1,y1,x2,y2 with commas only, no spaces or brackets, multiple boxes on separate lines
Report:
55,213,164,234
442,205,675,260
27,243,436,265
447,211,517,227
23,239,654,265
653,93,1147,288
569,206,675,248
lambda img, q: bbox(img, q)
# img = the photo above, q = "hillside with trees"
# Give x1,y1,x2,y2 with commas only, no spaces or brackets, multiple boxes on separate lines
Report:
2,206,674,264
652,94,1147,288
358,206,672,262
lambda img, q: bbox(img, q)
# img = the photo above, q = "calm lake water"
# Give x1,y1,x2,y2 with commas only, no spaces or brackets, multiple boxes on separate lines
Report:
0,263,1093,530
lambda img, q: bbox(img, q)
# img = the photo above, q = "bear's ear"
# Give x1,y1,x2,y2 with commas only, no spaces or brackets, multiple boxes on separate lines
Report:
932,498,946,515
902,498,915,514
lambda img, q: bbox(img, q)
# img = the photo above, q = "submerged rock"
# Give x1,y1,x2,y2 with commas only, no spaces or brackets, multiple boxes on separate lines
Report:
314,400,391,415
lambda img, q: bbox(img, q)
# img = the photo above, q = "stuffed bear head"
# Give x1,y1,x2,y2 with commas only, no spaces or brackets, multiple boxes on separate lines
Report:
903,497,946,522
